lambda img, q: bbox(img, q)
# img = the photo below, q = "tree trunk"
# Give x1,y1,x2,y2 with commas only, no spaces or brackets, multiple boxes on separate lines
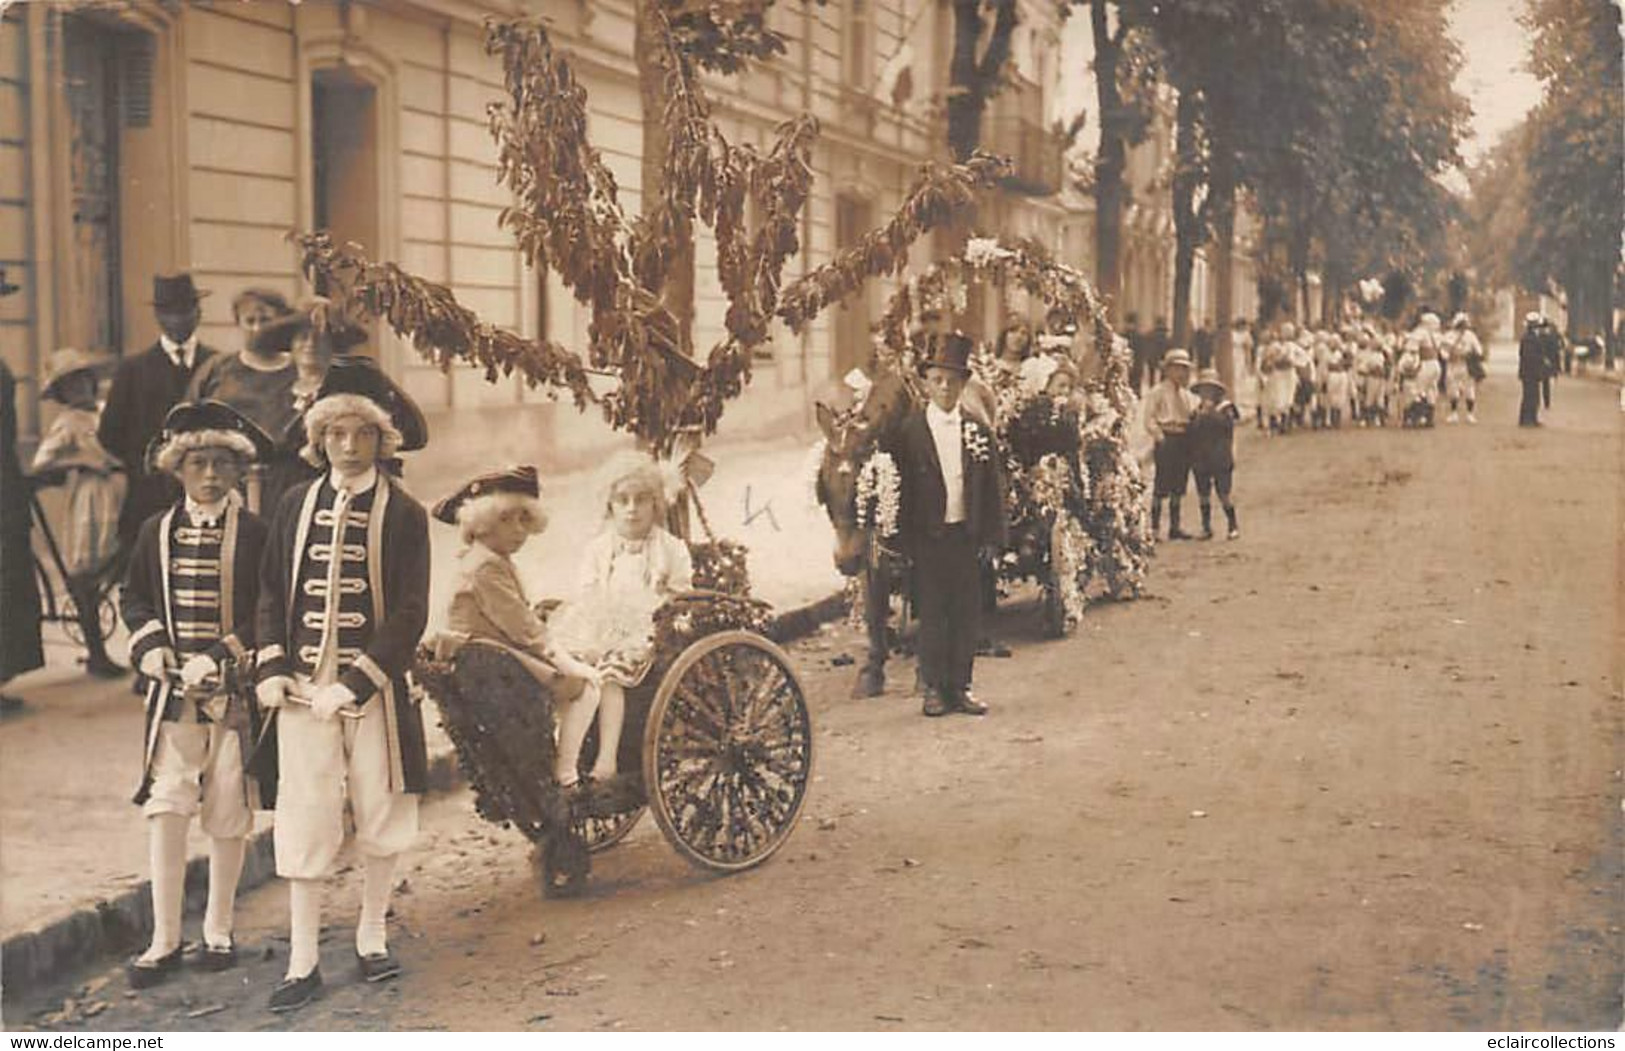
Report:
946,0,1017,162
1170,88,1201,349
1091,2,1126,313
636,2,695,356
1210,157,1237,394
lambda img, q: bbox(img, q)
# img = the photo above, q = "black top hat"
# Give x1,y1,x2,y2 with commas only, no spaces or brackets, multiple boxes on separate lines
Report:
431,465,540,525
150,273,210,311
918,331,975,375
316,355,429,453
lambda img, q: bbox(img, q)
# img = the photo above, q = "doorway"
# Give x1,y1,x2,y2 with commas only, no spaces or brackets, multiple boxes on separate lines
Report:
60,14,125,354
311,68,379,297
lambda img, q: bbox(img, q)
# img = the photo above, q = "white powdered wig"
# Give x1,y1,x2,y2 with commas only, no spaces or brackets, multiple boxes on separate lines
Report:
300,393,402,467
596,449,684,523
154,429,257,474
457,491,548,545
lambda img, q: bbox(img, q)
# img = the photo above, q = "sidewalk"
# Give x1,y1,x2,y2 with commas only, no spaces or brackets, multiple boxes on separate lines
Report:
0,427,845,997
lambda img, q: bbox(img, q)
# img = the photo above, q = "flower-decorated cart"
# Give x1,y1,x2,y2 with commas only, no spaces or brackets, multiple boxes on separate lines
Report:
415,528,814,897
814,236,1153,692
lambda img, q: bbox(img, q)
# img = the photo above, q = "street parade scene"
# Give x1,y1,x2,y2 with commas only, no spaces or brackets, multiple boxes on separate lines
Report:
0,0,1620,1038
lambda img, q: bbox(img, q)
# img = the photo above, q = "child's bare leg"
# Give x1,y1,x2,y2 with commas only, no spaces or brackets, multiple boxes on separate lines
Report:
553,682,601,787
590,682,625,781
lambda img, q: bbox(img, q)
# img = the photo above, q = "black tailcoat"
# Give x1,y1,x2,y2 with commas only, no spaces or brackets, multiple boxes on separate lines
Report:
895,407,1007,692
99,341,219,544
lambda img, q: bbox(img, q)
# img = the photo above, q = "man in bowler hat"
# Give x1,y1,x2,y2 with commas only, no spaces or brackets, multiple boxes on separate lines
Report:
895,332,1008,718
100,274,221,546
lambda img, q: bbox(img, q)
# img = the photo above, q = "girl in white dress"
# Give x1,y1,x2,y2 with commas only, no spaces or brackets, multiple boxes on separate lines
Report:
548,453,693,790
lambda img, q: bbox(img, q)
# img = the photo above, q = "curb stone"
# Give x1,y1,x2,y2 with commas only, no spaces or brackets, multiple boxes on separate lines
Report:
0,589,850,1002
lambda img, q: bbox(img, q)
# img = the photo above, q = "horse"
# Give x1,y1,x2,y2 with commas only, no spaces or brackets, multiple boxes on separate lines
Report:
814,370,914,698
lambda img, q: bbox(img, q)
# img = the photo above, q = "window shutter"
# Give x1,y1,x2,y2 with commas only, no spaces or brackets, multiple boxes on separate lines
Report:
119,31,154,129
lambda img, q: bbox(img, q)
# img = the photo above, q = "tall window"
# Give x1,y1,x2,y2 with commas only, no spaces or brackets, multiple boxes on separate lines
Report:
833,193,873,376
843,0,872,90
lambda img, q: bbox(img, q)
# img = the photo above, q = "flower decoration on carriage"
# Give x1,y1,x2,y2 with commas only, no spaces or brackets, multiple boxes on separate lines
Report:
1028,453,1074,518
853,451,900,539
962,419,992,463
962,236,1016,269
690,537,754,597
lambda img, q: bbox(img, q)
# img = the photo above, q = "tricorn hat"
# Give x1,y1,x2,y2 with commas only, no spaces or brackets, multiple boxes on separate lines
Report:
41,347,113,401
919,331,976,375
432,465,540,526
311,355,429,453
1161,347,1194,370
150,273,210,311
151,400,273,474
1190,368,1227,398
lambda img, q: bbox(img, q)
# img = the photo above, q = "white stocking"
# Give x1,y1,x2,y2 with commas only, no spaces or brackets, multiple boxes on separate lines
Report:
356,853,396,957
590,682,625,780
203,836,246,948
142,813,189,961
553,682,602,786
286,878,323,979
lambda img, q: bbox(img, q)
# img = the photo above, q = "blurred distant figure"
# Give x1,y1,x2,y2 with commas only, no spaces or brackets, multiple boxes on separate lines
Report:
1518,313,1546,427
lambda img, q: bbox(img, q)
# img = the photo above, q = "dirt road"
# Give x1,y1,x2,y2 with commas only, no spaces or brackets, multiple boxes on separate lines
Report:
12,370,1621,1031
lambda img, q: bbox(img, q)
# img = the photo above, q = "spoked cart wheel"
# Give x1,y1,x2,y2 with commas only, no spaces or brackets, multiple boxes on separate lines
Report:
642,630,813,872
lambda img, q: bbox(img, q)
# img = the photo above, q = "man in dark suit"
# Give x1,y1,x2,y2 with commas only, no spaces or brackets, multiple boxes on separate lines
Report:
100,274,220,547
896,333,1008,718
1517,313,1545,427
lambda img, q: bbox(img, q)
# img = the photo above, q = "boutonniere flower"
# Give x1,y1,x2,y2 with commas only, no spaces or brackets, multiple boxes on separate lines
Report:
963,420,992,463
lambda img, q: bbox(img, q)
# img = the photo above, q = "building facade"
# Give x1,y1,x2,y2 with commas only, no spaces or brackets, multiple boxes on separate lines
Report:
2,0,1076,463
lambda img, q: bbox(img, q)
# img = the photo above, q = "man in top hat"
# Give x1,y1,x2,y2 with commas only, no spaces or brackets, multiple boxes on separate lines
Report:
894,332,1007,718
1517,313,1547,427
120,400,273,988
100,274,221,547
254,359,429,1011
1144,347,1197,540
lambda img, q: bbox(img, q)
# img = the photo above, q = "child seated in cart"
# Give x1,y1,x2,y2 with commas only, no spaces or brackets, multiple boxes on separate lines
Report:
548,453,692,791
437,464,600,699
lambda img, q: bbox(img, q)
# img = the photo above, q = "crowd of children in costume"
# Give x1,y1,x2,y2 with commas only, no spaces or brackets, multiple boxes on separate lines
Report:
1251,311,1489,434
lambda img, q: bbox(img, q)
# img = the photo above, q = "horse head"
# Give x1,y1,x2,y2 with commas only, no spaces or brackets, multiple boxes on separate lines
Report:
815,401,879,577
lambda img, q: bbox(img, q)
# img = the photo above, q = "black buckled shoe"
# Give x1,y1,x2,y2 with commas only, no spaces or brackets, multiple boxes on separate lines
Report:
356,949,402,983
922,688,950,718
126,944,185,990
193,940,238,972
268,968,323,1012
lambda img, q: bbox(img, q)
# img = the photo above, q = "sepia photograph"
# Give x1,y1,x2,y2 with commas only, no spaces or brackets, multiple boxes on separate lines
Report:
0,0,1620,1034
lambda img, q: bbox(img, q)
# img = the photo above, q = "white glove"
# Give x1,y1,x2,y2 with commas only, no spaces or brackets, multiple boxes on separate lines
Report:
256,676,292,711
308,682,357,721
138,646,175,681
180,653,218,688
